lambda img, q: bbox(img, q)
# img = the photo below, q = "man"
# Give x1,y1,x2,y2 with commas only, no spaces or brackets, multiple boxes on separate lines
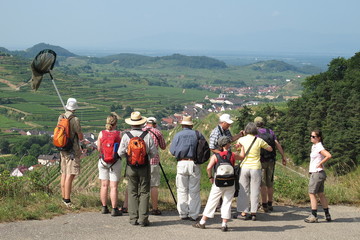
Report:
254,116,287,212
170,115,207,221
209,113,244,154
142,117,166,215
59,98,84,208
208,113,243,210
118,112,157,227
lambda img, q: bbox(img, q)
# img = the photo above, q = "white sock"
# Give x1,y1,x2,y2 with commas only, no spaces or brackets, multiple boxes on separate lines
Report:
200,219,206,225
222,221,227,227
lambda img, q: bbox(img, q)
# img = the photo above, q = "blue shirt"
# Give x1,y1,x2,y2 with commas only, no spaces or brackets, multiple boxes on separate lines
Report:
170,127,203,160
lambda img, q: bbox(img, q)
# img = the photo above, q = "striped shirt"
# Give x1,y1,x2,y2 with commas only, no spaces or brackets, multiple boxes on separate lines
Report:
209,125,232,150
143,126,166,165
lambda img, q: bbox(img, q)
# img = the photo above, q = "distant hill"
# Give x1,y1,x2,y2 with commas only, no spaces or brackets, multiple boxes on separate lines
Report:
89,53,227,69
0,43,77,58
248,60,321,74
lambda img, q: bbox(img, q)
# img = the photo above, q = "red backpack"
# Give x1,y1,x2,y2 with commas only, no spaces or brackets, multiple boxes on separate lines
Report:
125,131,148,167
100,130,121,163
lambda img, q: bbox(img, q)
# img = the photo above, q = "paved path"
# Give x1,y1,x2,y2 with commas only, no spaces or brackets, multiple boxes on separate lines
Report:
1,205,359,240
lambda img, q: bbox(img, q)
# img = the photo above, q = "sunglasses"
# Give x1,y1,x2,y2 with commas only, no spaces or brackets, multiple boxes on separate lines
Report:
310,135,317,138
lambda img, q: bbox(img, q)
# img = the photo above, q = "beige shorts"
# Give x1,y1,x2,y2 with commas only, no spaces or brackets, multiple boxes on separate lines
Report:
261,161,275,187
60,151,81,175
98,159,122,182
150,164,161,187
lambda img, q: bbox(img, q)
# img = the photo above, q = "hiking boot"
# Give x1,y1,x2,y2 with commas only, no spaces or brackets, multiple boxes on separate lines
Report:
221,226,228,232
325,213,332,222
268,205,274,212
192,222,206,229
151,209,162,215
260,206,269,213
111,208,123,216
251,215,257,221
140,219,150,227
304,214,318,223
120,207,128,213
101,206,110,214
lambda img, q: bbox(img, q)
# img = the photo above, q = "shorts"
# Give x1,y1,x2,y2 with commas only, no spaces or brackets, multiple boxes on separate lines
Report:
150,164,161,187
60,151,81,175
261,160,275,187
308,171,327,194
98,159,122,182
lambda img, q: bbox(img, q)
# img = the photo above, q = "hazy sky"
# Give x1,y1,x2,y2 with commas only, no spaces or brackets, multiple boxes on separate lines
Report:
1,0,359,56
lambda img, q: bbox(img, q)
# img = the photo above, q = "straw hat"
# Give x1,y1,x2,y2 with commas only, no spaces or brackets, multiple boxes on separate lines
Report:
180,115,193,126
125,111,147,125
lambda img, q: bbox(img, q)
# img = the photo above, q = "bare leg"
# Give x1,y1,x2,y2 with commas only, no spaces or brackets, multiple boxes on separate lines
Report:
109,181,119,208
309,193,318,210
260,186,268,203
318,192,328,209
267,187,274,202
61,173,66,199
64,174,75,199
100,180,109,206
151,187,159,210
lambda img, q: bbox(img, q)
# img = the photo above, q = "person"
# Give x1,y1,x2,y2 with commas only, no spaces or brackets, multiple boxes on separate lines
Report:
142,117,167,215
117,111,157,226
96,114,122,216
208,113,244,210
59,98,84,208
193,136,243,232
234,122,272,221
304,130,332,223
254,116,287,212
209,113,244,154
170,115,206,221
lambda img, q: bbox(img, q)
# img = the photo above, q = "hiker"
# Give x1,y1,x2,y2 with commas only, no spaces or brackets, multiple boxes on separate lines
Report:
97,114,122,216
170,115,205,221
193,136,243,232
59,98,84,208
117,112,157,226
142,117,167,215
233,122,272,221
254,116,287,212
304,130,332,223
208,113,244,210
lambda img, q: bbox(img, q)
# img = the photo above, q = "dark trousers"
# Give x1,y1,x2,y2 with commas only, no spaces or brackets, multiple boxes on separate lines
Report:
126,164,151,224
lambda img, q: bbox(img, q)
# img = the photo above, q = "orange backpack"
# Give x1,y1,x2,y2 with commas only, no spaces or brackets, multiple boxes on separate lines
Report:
53,114,74,151
125,131,148,167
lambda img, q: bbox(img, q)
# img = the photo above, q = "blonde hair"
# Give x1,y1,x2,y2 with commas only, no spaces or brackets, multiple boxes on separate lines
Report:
105,114,118,130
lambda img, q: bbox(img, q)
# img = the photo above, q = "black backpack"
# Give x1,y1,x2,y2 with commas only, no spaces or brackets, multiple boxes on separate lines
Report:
214,151,235,187
194,130,210,164
258,128,276,162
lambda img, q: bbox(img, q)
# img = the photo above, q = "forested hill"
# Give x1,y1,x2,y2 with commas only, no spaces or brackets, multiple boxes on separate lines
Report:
0,43,77,58
278,52,360,174
89,53,228,69
249,60,322,74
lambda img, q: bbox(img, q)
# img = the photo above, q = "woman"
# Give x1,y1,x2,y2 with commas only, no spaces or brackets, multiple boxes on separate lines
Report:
97,114,122,216
305,130,332,223
193,136,243,232
234,122,272,221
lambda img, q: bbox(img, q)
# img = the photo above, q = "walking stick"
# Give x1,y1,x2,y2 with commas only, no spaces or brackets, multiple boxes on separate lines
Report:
159,162,177,205
49,71,66,111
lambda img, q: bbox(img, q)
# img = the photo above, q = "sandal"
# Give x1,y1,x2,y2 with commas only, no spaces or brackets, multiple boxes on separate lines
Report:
151,209,162,215
120,207,128,213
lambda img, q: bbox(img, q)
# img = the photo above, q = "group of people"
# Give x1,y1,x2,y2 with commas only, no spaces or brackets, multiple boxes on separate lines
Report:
58,97,332,231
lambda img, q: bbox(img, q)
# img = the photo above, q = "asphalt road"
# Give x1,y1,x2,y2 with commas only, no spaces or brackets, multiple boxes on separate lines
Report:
1,205,359,240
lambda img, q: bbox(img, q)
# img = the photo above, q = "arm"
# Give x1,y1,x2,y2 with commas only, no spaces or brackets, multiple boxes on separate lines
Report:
231,130,245,142
317,149,332,168
275,140,287,166
158,132,167,150
206,155,217,184
96,131,103,152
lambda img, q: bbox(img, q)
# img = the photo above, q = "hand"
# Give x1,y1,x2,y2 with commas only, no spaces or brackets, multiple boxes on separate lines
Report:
282,157,287,166
210,178,214,184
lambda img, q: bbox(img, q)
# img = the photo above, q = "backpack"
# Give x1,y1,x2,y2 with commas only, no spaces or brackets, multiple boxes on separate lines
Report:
214,151,235,187
53,114,74,151
125,131,148,167
258,128,276,162
100,130,121,163
194,130,211,164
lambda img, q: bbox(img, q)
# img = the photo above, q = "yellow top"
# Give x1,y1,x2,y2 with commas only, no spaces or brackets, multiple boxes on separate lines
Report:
237,134,270,170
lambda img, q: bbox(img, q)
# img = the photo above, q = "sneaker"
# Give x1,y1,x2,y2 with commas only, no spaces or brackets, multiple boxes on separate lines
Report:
251,215,257,221
304,214,318,223
192,222,205,229
325,213,332,222
63,201,75,209
221,226,228,232
101,206,110,214
151,209,162,215
190,216,201,221
111,208,123,216
120,207,128,213
260,206,269,213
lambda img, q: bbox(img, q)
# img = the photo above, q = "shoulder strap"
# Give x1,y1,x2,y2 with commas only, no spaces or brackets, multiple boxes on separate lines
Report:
125,131,134,139
139,130,148,139
240,137,257,167
218,125,224,136
147,129,159,142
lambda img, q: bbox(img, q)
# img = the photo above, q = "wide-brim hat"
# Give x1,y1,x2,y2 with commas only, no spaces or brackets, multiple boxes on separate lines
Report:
125,111,147,125
180,115,193,126
65,98,79,111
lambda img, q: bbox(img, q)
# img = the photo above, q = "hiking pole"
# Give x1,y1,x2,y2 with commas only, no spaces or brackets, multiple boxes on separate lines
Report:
49,70,66,111
159,162,177,205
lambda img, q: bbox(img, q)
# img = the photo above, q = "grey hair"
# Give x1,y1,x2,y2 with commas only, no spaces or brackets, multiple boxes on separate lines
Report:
244,122,258,135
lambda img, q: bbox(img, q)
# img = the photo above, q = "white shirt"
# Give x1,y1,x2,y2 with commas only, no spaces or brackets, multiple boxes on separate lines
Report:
309,142,325,173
